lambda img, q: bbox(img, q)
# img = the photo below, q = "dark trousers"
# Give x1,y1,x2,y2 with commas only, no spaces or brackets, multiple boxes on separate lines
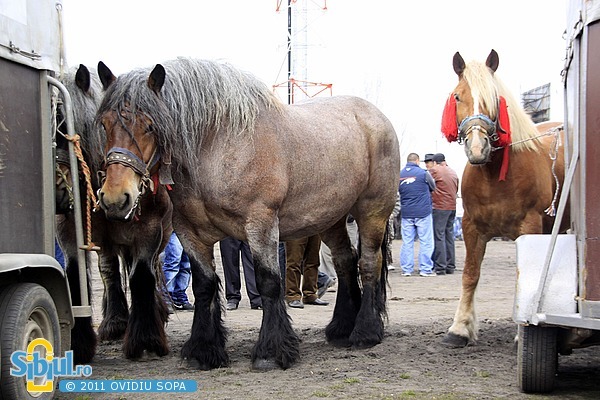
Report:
285,235,321,303
219,237,261,307
432,209,456,273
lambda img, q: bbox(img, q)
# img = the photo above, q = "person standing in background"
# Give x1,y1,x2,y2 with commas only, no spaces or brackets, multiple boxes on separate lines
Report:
219,237,262,310
429,153,459,275
285,234,329,308
398,153,436,277
162,232,194,311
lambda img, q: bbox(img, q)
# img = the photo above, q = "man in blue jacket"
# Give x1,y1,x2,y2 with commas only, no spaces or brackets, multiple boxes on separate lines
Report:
398,153,436,277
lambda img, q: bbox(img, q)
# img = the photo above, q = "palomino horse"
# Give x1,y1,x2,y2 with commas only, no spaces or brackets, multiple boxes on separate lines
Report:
95,58,400,370
55,64,173,362
440,49,569,347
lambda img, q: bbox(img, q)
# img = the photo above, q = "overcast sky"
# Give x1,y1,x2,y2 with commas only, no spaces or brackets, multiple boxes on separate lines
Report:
61,0,567,177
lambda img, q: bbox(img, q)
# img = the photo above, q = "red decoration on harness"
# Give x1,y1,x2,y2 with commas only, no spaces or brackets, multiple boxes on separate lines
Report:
496,96,511,181
441,94,458,142
152,173,172,194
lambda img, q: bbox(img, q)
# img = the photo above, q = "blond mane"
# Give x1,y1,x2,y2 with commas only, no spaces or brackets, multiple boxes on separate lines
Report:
462,61,540,152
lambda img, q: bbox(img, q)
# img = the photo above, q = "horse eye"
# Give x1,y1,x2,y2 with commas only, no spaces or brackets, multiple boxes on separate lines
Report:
453,93,460,102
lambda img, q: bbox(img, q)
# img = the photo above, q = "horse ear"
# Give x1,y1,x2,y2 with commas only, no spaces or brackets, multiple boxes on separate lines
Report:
148,64,166,95
486,49,499,73
75,64,91,93
98,61,117,90
452,52,465,76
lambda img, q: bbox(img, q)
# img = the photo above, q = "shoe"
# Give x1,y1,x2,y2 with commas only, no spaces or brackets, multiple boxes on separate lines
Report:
387,265,396,271
174,301,194,311
226,301,239,311
166,303,175,314
435,270,446,276
288,300,304,309
446,269,455,274
251,304,262,310
402,272,412,277
317,277,335,298
419,271,436,277
304,298,329,306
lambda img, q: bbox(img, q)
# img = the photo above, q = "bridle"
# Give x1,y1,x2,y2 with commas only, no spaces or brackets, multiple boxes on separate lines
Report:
98,145,160,219
55,147,75,209
457,113,499,145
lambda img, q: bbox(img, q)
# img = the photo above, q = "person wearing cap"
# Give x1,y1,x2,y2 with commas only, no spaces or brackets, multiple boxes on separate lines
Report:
398,153,437,277
429,153,459,275
424,153,435,170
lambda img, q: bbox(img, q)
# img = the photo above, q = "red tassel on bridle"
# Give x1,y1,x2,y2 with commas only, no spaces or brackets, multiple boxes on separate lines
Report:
441,94,458,142
496,96,511,181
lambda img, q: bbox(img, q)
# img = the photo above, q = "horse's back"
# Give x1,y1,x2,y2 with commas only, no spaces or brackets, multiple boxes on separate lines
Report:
275,96,400,238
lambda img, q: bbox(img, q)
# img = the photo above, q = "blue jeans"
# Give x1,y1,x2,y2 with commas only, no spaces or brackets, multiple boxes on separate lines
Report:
400,215,434,274
162,232,191,304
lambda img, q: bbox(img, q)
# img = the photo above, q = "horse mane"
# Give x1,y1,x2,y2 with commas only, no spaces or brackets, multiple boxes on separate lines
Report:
60,66,106,171
97,57,283,187
462,61,540,152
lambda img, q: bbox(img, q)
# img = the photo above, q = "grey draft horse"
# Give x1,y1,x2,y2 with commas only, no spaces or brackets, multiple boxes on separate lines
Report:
95,58,400,370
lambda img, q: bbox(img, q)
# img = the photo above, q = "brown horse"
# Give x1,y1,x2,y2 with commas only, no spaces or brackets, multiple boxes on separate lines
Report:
95,58,400,370
440,49,568,347
55,64,173,362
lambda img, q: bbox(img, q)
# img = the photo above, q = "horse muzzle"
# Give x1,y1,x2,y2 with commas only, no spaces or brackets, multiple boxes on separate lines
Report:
55,186,73,214
459,116,496,165
97,167,143,221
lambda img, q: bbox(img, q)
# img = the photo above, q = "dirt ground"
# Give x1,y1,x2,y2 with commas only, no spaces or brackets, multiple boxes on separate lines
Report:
55,239,600,400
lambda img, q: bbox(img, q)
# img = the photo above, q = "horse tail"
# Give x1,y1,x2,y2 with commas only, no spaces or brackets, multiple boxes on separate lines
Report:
378,221,390,319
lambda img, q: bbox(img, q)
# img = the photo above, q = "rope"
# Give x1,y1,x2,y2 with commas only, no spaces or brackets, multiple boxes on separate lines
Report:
65,134,100,251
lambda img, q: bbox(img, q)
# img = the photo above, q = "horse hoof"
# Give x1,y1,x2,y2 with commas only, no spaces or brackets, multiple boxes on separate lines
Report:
183,357,213,371
327,338,352,348
97,323,126,341
252,358,278,371
442,332,470,348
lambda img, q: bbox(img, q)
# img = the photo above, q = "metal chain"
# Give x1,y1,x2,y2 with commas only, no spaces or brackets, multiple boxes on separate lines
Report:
491,125,563,216
544,127,562,217
491,125,563,152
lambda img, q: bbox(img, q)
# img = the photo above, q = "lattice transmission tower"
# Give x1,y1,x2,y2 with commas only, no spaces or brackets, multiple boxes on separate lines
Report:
273,0,331,104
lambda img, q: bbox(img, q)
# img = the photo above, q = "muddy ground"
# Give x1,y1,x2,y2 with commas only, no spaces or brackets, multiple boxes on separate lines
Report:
55,239,600,400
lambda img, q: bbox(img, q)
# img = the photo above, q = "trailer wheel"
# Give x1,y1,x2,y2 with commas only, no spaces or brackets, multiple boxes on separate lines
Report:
517,324,558,393
0,283,61,400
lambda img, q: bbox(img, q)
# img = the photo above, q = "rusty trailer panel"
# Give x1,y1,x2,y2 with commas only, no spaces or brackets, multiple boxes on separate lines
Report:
583,21,600,304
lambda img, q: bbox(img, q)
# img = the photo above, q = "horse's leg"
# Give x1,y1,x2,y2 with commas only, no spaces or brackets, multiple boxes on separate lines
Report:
65,252,97,364
442,214,487,347
179,241,229,370
322,219,362,347
123,255,169,359
348,219,388,348
97,253,129,341
248,226,300,370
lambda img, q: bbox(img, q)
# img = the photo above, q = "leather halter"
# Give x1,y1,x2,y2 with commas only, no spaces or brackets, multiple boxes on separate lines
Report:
100,146,160,196
457,113,499,145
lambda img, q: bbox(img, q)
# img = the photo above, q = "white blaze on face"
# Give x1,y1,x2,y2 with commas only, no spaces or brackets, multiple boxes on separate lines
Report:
471,87,480,115
467,87,486,160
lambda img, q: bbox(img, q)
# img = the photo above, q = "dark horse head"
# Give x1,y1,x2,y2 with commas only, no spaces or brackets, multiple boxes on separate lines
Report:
55,64,104,213
94,62,167,221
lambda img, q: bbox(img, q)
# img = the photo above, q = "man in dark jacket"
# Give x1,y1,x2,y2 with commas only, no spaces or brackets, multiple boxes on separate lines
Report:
398,153,436,277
